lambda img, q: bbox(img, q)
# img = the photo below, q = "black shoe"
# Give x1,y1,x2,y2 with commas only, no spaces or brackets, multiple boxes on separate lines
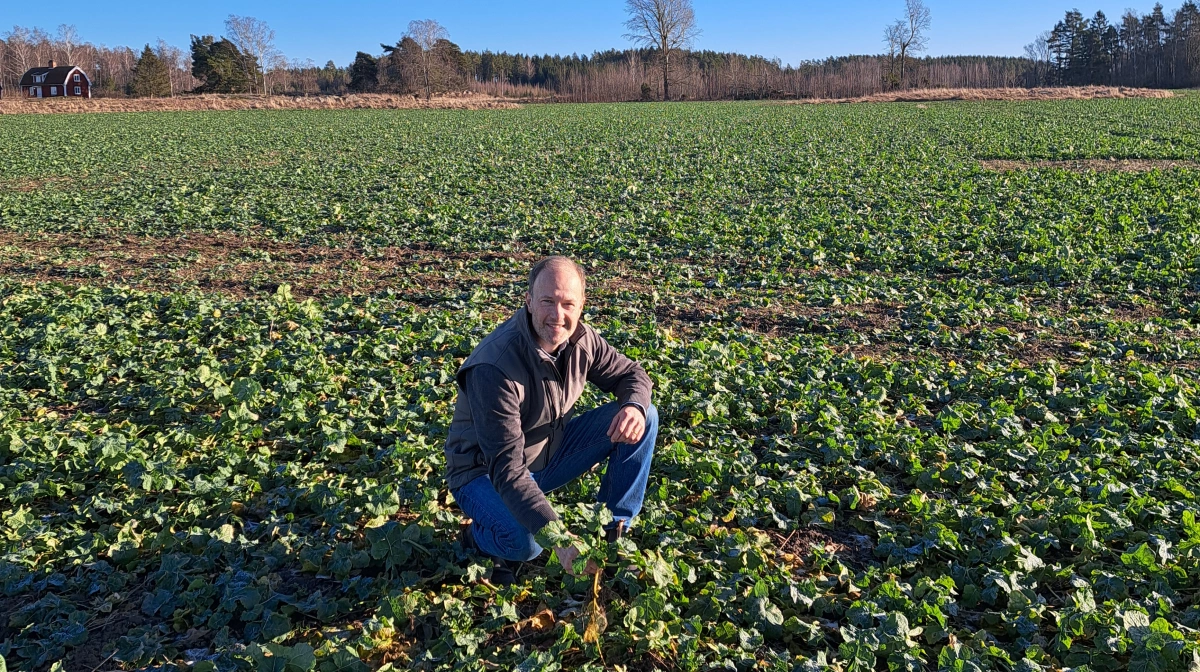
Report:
461,524,520,586
604,521,627,543
460,523,479,553
489,561,518,586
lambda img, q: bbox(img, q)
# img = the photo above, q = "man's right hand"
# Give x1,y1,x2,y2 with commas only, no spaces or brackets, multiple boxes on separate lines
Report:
554,544,600,576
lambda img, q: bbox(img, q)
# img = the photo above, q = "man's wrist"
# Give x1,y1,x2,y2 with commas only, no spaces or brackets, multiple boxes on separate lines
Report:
620,401,646,418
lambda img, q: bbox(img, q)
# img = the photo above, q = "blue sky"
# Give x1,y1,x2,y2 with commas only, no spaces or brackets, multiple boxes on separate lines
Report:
4,1,1171,68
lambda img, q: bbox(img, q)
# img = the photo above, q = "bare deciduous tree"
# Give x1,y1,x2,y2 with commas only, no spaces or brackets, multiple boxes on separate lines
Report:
623,0,701,100
1023,30,1053,85
883,0,932,88
3,26,34,92
155,39,188,96
405,19,449,98
883,22,904,88
56,24,80,64
224,15,282,95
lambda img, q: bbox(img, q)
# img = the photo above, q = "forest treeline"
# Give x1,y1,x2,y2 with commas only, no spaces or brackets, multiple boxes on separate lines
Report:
1028,2,1200,88
2,2,1198,102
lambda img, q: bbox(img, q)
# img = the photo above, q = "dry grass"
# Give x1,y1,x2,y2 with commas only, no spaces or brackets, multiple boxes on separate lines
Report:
980,158,1200,172
0,92,520,115
783,86,1175,105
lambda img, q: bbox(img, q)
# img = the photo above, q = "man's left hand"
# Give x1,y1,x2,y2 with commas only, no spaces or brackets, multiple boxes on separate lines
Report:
606,405,646,445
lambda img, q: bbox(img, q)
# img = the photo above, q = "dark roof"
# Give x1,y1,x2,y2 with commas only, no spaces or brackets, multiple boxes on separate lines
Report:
19,66,86,87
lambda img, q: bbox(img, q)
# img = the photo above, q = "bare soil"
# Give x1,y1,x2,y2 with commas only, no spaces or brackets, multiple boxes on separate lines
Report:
784,86,1175,105
769,527,876,570
979,158,1200,172
0,92,520,115
0,230,534,299
1,231,1189,369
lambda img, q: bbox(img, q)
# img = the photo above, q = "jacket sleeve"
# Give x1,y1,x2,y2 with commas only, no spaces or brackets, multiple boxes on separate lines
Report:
585,330,653,411
464,364,559,533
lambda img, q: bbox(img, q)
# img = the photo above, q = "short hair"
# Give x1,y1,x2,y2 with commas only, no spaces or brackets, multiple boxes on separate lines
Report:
528,256,586,294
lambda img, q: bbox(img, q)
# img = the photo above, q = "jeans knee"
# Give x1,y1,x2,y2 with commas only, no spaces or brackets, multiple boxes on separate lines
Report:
503,532,543,563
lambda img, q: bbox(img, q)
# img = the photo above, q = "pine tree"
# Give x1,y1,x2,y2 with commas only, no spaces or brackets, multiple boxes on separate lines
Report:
190,35,256,93
348,52,378,92
130,45,171,97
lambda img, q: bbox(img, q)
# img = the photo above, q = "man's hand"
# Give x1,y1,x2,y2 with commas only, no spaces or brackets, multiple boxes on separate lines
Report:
606,405,646,445
554,544,601,576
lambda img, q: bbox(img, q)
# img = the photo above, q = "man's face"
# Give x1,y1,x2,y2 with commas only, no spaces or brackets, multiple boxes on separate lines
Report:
526,265,584,352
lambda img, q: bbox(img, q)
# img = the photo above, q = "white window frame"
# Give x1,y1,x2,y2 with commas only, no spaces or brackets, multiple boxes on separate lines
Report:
50,86,57,96
34,74,44,83
73,74,80,82
74,86,82,95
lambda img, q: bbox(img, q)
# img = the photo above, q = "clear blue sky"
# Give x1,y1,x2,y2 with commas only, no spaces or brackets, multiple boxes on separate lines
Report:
4,1,1170,67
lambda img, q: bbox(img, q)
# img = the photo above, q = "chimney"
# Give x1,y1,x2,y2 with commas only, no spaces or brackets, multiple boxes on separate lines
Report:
49,59,57,68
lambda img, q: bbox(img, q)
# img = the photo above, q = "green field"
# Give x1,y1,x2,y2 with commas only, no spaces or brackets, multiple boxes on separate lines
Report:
2,98,1200,672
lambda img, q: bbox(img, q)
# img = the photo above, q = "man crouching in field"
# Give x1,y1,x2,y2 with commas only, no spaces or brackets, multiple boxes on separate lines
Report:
443,256,658,585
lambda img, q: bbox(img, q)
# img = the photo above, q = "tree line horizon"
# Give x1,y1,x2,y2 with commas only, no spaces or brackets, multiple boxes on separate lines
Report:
1,1,1198,102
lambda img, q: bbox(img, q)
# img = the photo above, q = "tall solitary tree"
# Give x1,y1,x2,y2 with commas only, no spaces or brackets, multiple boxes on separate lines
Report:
130,44,171,97
883,0,932,88
623,0,701,100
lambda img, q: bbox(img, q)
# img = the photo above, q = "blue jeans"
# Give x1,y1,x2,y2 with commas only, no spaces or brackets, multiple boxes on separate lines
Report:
452,402,658,562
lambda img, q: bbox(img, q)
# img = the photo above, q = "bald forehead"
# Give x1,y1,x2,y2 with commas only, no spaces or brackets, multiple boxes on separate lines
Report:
531,263,584,297
528,257,586,295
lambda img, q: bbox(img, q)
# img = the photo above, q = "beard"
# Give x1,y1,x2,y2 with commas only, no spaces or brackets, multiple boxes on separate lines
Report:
534,319,571,351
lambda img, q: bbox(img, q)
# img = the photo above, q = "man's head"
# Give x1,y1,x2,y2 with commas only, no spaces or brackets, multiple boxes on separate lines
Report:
526,256,586,352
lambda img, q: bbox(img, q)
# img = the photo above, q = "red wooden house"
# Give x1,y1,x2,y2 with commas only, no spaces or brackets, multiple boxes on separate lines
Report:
19,60,92,99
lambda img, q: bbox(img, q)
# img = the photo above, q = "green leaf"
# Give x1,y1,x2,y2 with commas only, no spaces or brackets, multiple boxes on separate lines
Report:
745,595,784,639
1123,609,1152,645
1129,646,1169,672
317,650,369,672
366,521,414,568
250,643,315,672
1121,543,1158,570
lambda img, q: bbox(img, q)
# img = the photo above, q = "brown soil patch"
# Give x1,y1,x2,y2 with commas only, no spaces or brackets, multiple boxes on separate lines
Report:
0,230,535,300
2,176,78,193
769,527,876,569
784,86,1174,105
2,231,1191,369
0,92,520,115
64,599,148,672
980,158,1200,172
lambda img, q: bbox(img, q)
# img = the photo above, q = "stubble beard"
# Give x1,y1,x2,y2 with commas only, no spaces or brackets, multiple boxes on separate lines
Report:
536,321,571,352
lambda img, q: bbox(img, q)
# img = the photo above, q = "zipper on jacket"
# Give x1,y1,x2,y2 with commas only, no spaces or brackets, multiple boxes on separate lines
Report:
541,349,567,427
544,374,562,428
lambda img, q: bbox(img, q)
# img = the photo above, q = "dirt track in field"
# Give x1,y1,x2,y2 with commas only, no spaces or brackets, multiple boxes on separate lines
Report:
0,230,533,298
979,158,1200,172
1,230,1187,369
